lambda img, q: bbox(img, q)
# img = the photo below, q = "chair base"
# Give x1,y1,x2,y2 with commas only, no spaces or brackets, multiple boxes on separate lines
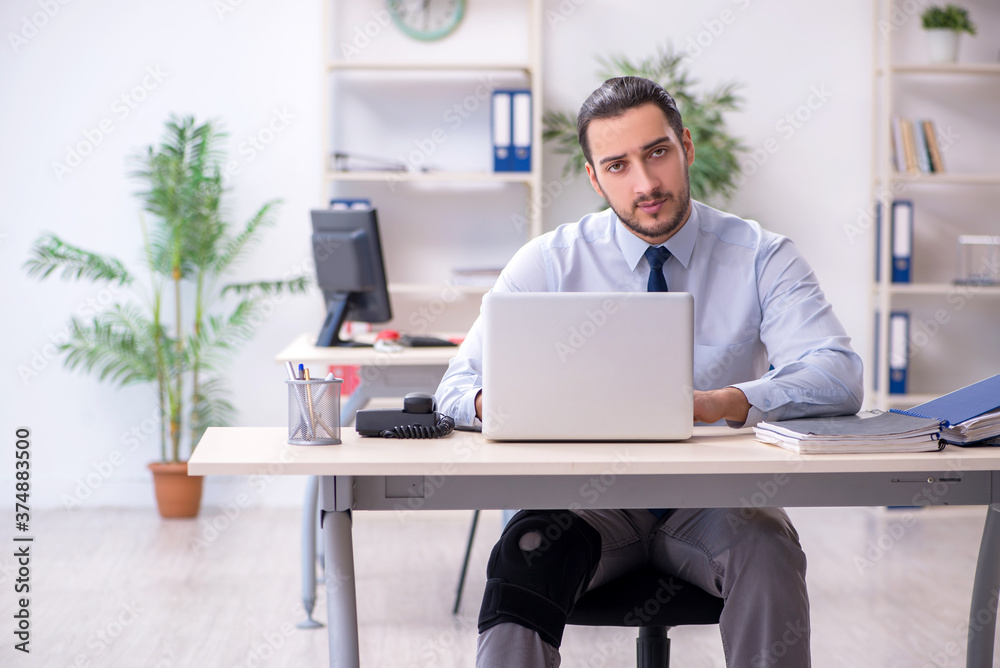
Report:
637,626,670,668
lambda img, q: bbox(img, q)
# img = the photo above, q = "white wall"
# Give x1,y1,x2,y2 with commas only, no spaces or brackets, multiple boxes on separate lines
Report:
2,0,956,508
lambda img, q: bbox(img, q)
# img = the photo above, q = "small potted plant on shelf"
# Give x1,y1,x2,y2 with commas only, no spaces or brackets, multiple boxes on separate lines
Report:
24,115,308,518
542,45,746,207
921,4,977,64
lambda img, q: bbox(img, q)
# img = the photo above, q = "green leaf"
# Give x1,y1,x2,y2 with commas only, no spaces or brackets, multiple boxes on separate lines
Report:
220,275,310,298
24,234,133,285
59,304,165,387
212,199,282,276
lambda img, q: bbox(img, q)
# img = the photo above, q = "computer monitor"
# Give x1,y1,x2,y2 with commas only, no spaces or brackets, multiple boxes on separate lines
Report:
310,208,392,347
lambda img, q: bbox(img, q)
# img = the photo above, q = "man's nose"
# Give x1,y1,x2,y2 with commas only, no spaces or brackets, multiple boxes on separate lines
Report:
633,163,660,196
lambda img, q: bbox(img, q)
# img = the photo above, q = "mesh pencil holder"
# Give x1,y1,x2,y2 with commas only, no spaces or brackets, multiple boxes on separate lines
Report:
286,378,343,445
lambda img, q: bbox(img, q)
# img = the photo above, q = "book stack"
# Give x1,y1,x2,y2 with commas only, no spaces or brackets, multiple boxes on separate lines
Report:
753,411,943,455
891,116,945,175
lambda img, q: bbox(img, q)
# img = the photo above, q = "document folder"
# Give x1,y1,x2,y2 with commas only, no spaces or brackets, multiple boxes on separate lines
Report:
491,90,512,172
891,200,912,283
511,91,531,172
889,311,909,395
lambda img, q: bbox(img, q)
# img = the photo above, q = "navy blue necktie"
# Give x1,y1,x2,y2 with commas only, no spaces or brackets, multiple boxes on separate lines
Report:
645,245,671,292
645,245,672,521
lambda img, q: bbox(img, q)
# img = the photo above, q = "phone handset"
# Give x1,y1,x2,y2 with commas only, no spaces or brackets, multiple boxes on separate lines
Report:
355,392,456,439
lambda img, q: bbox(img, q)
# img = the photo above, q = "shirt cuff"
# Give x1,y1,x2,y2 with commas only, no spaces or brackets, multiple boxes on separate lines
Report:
453,388,483,430
727,380,788,427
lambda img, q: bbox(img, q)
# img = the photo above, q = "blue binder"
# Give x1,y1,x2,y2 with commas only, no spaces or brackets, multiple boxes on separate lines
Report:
891,200,912,283
511,90,531,172
895,374,1000,427
491,90,513,172
889,311,909,395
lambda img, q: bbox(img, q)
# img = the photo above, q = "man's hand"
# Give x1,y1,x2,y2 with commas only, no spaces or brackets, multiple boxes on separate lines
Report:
475,390,483,421
693,387,751,425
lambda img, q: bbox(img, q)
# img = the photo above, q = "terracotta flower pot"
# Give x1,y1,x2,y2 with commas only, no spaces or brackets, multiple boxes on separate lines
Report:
148,461,203,518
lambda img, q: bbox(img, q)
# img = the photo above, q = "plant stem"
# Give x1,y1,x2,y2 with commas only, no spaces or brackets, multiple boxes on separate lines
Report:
172,265,182,463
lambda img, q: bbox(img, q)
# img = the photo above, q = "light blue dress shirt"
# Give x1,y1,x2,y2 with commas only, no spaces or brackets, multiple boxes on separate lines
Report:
436,200,863,429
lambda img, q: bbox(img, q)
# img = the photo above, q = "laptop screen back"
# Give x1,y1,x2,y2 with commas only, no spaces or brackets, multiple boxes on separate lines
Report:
481,292,694,441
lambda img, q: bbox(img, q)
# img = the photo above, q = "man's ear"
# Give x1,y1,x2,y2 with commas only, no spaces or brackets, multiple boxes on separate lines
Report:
682,127,695,167
585,162,604,199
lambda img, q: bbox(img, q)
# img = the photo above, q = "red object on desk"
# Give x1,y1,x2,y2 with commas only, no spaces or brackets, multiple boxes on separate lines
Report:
327,364,360,396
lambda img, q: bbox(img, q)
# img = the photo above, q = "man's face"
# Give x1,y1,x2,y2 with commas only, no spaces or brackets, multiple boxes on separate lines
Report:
584,103,695,245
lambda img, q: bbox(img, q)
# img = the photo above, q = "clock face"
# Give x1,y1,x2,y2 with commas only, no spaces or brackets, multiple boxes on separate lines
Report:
387,0,466,41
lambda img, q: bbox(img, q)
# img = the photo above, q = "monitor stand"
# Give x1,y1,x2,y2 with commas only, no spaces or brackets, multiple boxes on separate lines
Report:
315,297,374,347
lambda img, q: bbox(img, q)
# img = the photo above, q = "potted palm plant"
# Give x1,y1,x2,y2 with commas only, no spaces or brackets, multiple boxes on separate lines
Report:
542,45,746,207
24,115,307,517
921,4,977,63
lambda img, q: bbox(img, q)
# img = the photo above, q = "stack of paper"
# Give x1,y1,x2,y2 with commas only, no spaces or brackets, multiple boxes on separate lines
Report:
753,411,943,455
896,373,1000,446
940,408,1000,445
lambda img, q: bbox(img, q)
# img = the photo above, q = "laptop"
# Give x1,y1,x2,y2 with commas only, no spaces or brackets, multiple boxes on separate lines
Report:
481,292,694,441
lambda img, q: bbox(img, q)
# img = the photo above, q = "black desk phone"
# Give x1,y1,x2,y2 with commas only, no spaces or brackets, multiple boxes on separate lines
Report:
355,392,455,439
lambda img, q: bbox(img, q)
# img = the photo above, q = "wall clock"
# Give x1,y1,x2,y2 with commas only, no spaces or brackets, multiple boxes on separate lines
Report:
387,0,466,41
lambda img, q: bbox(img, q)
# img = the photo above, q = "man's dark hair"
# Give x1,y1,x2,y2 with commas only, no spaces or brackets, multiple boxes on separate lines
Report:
577,76,684,168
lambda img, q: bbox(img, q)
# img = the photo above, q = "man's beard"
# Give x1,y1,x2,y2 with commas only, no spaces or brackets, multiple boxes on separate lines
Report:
600,166,692,241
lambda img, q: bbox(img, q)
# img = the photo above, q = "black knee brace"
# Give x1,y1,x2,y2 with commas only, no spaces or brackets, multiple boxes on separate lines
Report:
478,509,602,649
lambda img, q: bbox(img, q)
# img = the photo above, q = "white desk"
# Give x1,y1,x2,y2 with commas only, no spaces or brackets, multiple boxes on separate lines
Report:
189,426,1000,668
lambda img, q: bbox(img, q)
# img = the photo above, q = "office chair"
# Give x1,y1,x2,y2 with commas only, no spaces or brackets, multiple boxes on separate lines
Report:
566,567,724,668
454,511,724,668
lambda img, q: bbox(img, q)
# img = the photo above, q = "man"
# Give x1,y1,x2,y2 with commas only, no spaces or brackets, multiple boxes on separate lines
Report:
435,76,863,667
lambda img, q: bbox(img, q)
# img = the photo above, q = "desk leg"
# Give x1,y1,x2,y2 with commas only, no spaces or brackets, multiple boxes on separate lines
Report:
967,503,1000,668
323,508,361,668
297,476,323,629
298,389,373,631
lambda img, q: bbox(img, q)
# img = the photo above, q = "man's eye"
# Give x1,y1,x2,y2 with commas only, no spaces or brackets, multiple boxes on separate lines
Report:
651,147,667,158
607,163,623,173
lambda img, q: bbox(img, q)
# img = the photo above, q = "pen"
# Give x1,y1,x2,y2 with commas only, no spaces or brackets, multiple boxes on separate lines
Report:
304,367,317,438
298,363,305,381
313,372,337,402
287,360,312,440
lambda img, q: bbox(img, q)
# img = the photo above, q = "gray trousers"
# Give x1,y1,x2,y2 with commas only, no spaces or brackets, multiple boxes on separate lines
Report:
476,507,809,668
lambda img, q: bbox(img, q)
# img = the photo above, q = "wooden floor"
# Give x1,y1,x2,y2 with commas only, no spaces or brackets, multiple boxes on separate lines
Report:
5,504,997,667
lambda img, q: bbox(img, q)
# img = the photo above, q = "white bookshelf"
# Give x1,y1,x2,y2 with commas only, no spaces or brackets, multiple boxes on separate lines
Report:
870,0,1000,410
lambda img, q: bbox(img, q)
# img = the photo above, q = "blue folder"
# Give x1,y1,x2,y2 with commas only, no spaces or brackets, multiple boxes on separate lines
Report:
894,373,1000,427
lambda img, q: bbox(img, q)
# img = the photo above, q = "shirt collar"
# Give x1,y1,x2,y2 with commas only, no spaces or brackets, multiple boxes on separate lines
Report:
615,201,699,271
